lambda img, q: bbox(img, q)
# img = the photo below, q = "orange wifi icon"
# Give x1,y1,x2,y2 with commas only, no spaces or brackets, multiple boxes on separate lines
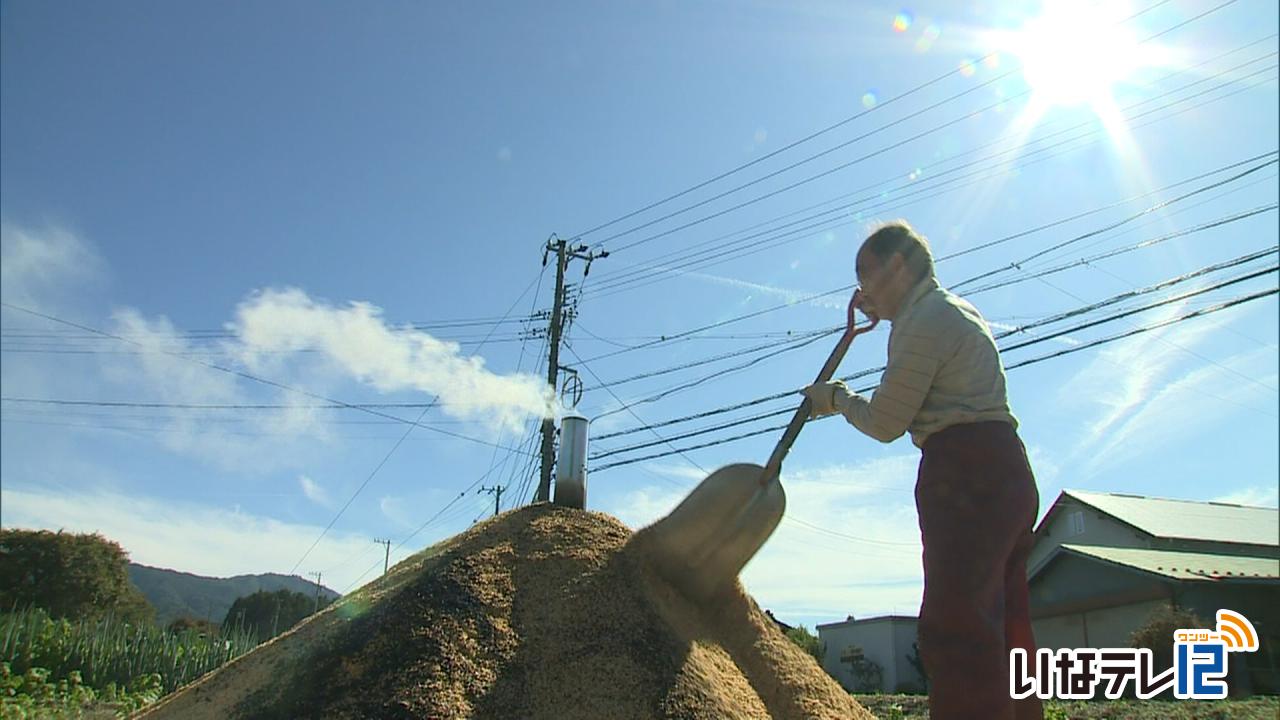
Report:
1216,610,1259,652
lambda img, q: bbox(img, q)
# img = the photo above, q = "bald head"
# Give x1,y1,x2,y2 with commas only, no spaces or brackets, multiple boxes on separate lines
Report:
854,220,935,320
859,221,935,283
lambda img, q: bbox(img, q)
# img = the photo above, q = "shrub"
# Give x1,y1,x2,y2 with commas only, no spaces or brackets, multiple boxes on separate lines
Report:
784,624,825,662
1129,603,1208,672
0,530,154,625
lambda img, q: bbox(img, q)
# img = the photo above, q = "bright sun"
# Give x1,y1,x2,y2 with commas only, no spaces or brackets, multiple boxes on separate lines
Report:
1003,1,1144,108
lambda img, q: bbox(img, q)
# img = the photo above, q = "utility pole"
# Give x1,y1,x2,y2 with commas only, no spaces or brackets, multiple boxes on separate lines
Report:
308,571,322,614
536,235,607,503
373,538,392,576
478,485,504,517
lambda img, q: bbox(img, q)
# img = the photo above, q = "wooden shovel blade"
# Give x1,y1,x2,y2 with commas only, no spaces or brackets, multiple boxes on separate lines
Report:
643,463,785,600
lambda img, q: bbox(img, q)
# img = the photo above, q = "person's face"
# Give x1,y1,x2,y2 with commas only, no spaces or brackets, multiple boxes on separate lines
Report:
855,248,908,319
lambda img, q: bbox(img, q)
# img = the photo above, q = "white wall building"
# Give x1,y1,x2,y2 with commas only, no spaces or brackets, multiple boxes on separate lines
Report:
815,614,923,693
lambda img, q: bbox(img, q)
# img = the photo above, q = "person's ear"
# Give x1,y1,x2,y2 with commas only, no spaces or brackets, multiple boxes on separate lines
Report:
890,252,908,279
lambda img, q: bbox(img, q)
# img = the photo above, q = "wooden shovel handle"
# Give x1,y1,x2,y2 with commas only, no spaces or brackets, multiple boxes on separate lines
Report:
760,294,877,485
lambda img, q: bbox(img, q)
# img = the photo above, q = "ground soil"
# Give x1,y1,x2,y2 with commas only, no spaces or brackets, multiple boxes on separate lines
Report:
136,504,874,719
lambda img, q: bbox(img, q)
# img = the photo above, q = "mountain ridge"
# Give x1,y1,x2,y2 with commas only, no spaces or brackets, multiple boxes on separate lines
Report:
128,562,341,628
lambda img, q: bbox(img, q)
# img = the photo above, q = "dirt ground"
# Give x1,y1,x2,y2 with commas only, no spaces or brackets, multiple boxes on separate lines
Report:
137,504,873,720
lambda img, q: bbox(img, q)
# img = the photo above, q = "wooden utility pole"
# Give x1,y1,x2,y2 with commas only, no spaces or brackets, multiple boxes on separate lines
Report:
308,571,322,613
535,236,606,503
373,538,392,576
479,485,504,517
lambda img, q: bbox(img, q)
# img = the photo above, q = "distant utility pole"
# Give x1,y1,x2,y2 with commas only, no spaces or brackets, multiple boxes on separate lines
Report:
373,538,392,576
478,485,504,517
308,571,322,613
535,235,607,503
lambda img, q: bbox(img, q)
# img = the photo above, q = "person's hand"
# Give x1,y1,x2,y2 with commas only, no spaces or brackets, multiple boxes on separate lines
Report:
801,381,847,419
852,288,880,324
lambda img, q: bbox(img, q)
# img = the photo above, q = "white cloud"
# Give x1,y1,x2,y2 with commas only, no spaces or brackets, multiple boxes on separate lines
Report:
49,286,557,472
379,495,412,528
1078,343,1277,478
98,308,326,471
299,475,330,507
1212,485,1279,508
0,222,105,309
0,486,385,593
640,462,711,483
230,288,552,434
1055,303,1262,476
680,272,847,310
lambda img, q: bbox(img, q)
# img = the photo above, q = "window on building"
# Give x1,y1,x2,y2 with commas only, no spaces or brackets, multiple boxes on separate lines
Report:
1068,511,1085,536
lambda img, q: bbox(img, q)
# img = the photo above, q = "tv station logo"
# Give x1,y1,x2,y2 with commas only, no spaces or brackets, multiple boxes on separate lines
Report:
1010,609,1259,700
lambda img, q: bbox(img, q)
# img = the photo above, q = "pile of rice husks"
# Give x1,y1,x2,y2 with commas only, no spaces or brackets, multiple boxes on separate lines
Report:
139,504,874,720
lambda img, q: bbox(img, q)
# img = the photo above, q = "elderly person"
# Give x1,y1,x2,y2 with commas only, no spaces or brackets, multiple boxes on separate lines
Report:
803,220,1043,720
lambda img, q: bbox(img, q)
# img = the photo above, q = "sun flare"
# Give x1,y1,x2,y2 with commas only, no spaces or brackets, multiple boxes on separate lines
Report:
991,0,1152,115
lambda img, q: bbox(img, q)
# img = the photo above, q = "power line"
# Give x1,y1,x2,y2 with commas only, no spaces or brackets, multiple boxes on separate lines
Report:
287,269,548,575
1016,267,1279,395
581,41,1276,290
0,398,436,410
588,263,1274,463
596,71,1026,254
1,303,540,455
328,270,552,587
581,326,835,390
531,152,1279,372
585,329,837,424
568,52,1004,242
579,1,1243,261
583,204,1278,444
562,342,708,475
576,285,855,364
952,159,1279,291
588,257,1277,460
342,462,505,593
582,68,1279,299
963,204,1278,295
570,0,1190,247
590,287,1276,472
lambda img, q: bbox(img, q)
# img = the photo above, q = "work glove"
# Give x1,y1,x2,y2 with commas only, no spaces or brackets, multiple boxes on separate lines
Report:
801,380,849,419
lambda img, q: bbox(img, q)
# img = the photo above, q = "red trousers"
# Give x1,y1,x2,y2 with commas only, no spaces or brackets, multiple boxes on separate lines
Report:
916,421,1043,720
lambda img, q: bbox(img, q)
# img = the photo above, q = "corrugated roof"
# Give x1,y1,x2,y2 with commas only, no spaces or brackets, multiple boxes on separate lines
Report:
1060,544,1280,582
1067,490,1279,546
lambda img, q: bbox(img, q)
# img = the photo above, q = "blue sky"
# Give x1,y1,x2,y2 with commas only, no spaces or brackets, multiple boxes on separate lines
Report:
2,0,1277,630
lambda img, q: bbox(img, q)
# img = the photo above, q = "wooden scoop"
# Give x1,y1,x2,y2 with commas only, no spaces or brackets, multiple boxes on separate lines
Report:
643,291,877,600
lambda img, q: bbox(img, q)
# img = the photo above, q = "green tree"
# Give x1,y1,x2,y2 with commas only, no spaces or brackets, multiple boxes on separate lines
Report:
0,529,154,624
785,624,825,662
166,615,220,636
222,588,328,643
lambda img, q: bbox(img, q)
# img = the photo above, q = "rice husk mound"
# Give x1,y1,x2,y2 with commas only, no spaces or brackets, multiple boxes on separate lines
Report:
137,504,874,720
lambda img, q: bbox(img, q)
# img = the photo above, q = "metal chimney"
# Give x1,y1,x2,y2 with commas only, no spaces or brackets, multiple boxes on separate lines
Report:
553,410,588,509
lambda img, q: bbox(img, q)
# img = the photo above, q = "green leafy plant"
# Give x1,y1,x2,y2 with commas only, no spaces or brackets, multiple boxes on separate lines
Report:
784,624,825,662
0,607,256,695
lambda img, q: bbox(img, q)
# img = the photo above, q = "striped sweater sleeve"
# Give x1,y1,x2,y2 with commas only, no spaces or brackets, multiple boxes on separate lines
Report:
836,329,941,443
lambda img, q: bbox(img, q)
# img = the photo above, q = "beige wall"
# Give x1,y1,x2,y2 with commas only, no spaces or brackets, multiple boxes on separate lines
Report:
1033,598,1168,650
1029,498,1152,571
817,617,922,693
